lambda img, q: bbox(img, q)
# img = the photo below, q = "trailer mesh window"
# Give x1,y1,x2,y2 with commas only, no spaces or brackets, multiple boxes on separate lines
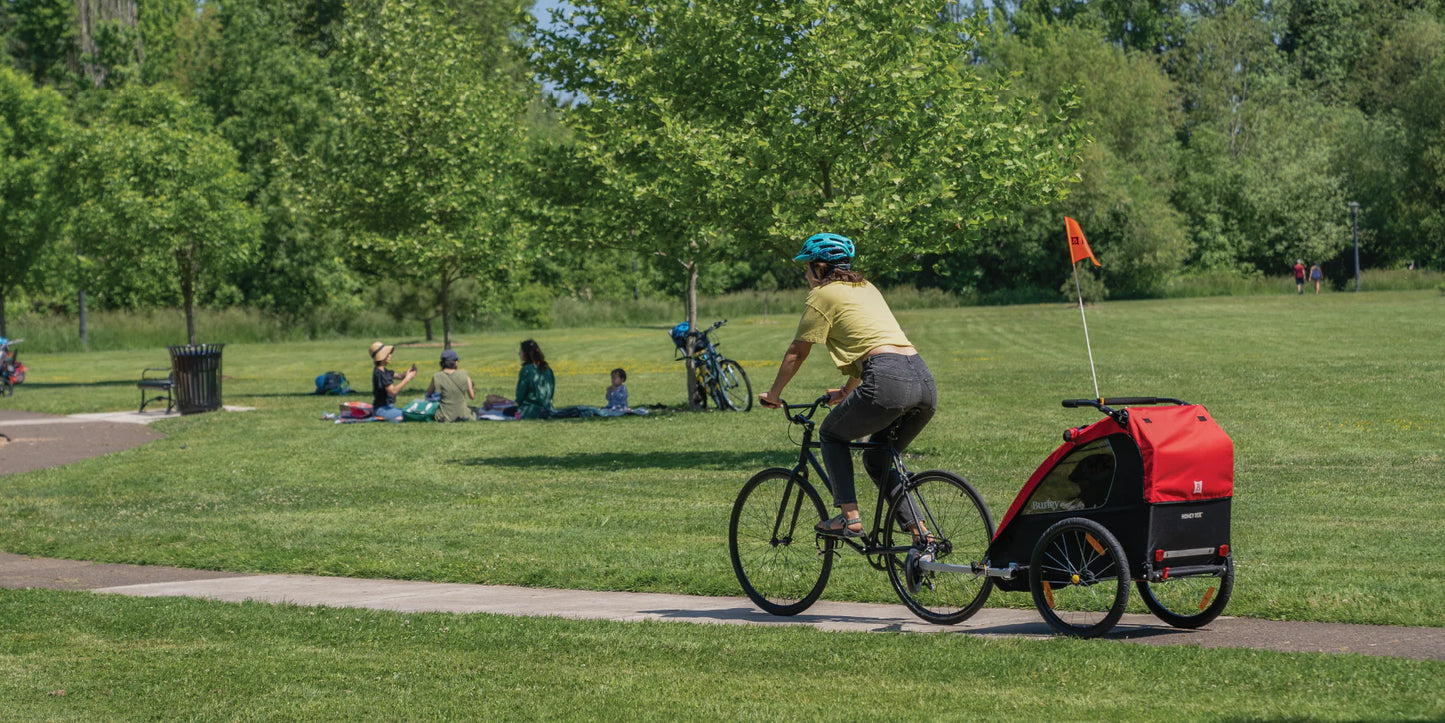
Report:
1020,438,1116,515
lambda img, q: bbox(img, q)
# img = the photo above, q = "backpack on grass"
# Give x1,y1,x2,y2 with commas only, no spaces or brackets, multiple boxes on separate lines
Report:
314,371,351,395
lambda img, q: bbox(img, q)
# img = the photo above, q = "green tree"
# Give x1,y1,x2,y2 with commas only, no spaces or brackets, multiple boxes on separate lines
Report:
535,0,1085,403
5,0,76,86
0,65,68,336
326,0,530,349
57,84,259,345
972,23,1186,298
199,0,351,319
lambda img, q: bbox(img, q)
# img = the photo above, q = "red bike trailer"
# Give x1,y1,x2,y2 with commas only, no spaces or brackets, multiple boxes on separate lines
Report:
977,397,1235,636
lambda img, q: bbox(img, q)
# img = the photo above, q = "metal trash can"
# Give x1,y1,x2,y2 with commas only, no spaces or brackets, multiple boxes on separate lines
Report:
168,343,225,415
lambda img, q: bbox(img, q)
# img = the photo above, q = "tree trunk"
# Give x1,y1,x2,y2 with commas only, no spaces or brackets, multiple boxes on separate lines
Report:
0,287,7,338
71,0,141,88
440,272,452,350
78,289,88,350
683,260,702,411
423,318,434,341
180,241,198,346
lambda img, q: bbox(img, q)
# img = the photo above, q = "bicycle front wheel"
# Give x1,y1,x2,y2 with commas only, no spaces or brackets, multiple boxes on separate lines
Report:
883,470,995,625
729,468,832,616
717,359,753,412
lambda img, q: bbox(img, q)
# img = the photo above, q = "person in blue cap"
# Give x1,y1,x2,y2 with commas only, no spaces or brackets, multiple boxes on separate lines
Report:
426,348,475,422
758,233,937,541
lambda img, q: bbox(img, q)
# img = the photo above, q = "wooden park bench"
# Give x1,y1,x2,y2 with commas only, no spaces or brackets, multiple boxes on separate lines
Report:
137,367,175,413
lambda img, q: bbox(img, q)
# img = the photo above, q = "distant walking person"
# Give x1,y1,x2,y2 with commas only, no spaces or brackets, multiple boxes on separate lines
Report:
1294,259,1306,294
1310,263,1323,294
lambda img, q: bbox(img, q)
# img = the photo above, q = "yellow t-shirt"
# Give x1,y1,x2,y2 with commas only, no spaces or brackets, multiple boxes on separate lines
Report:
794,281,912,378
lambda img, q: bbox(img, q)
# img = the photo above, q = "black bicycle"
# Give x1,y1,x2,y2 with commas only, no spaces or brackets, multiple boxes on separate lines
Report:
676,319,752,411
727,395,995,623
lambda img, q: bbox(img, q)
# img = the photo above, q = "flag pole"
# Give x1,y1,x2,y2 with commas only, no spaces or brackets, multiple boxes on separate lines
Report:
1073,262,1101,400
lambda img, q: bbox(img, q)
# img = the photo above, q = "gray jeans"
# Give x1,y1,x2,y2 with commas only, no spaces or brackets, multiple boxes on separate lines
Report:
818,353,937,519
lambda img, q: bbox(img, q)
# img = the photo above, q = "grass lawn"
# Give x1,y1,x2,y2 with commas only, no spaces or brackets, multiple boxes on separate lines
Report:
0,291,1442,626
2,589,1442,720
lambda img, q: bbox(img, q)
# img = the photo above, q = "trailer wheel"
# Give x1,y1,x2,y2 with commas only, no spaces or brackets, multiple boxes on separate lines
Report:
1029,517,1129,638
1137,555,1234,629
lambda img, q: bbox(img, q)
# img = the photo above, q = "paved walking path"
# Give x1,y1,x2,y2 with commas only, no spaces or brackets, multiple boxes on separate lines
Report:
2,551,1442,661
2,409,1443,662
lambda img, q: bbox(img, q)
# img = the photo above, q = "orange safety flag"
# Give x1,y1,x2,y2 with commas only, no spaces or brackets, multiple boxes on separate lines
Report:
1065,216,1101,267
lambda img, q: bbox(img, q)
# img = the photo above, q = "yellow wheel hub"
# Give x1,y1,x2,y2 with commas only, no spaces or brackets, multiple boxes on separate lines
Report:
1070,573,1081,584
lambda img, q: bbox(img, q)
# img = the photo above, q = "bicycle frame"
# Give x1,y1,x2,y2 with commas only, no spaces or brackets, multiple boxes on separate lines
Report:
775,398,940,563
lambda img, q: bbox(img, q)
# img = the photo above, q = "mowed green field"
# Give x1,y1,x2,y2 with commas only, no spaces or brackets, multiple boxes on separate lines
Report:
2,589,1441,720
2,291,1443,625
2,291,1444,717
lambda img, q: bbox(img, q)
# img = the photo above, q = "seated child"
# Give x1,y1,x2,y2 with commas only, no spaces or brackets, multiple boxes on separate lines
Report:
605,368,628,410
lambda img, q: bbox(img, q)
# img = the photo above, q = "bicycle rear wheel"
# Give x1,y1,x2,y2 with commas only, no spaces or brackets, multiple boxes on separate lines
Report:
729,468,832,616
717,359,753,412
884,471,994,625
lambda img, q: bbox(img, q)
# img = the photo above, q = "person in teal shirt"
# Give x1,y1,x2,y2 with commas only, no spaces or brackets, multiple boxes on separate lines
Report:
514,339,555,419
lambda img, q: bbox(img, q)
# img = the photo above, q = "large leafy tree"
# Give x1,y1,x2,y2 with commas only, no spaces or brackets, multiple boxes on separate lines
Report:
0,65,68,336
325,0,531,350
57,84,259,345
199,0,350,319
535,0,1084,402
5,0,76,86
971,22,1186,299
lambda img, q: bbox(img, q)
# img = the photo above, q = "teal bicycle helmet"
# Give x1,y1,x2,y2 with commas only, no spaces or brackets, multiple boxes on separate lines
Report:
794,233,855,264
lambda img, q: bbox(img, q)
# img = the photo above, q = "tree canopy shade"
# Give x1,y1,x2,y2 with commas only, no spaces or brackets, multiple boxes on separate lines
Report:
56,84,259,346
0,66,68,337
325,0,531,349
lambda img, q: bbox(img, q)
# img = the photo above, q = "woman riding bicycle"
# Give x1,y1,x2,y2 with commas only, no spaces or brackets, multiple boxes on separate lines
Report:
758,233,937,540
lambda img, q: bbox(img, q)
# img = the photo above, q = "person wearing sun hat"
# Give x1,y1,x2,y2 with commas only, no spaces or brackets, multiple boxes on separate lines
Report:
426,348,475,422
370,341,416,422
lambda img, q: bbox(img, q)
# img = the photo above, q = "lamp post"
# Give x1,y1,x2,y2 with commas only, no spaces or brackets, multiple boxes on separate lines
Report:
1349,201,1360,292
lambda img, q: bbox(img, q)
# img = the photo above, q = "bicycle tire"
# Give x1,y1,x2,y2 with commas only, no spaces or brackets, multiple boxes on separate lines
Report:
717,359,753,412
729,468,832,616
1029,517,1130,638
1137,555,1234,629
883,470,995,625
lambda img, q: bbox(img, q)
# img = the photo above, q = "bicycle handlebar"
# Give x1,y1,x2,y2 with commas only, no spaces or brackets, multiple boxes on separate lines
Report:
1061,396,1186,409
772,394,832,427
1061,396,1188,428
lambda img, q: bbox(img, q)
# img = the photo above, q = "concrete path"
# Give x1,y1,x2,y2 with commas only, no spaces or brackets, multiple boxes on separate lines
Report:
2,551,1442,661
0,409,163,476
0,407,253,476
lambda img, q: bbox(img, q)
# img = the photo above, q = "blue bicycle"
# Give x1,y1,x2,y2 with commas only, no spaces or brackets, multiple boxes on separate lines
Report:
671,320,753,411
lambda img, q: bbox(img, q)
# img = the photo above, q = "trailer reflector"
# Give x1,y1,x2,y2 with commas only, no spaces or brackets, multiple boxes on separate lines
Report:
1200,587,1217,611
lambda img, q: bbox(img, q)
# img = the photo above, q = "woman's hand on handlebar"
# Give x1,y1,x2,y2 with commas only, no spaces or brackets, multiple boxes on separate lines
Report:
758,392,782,409
824,388,848,406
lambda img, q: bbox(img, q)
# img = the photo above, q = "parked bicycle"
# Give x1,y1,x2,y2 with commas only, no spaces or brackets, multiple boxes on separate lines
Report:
670,319,753,411
0,338,26,397
728,395,995,623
